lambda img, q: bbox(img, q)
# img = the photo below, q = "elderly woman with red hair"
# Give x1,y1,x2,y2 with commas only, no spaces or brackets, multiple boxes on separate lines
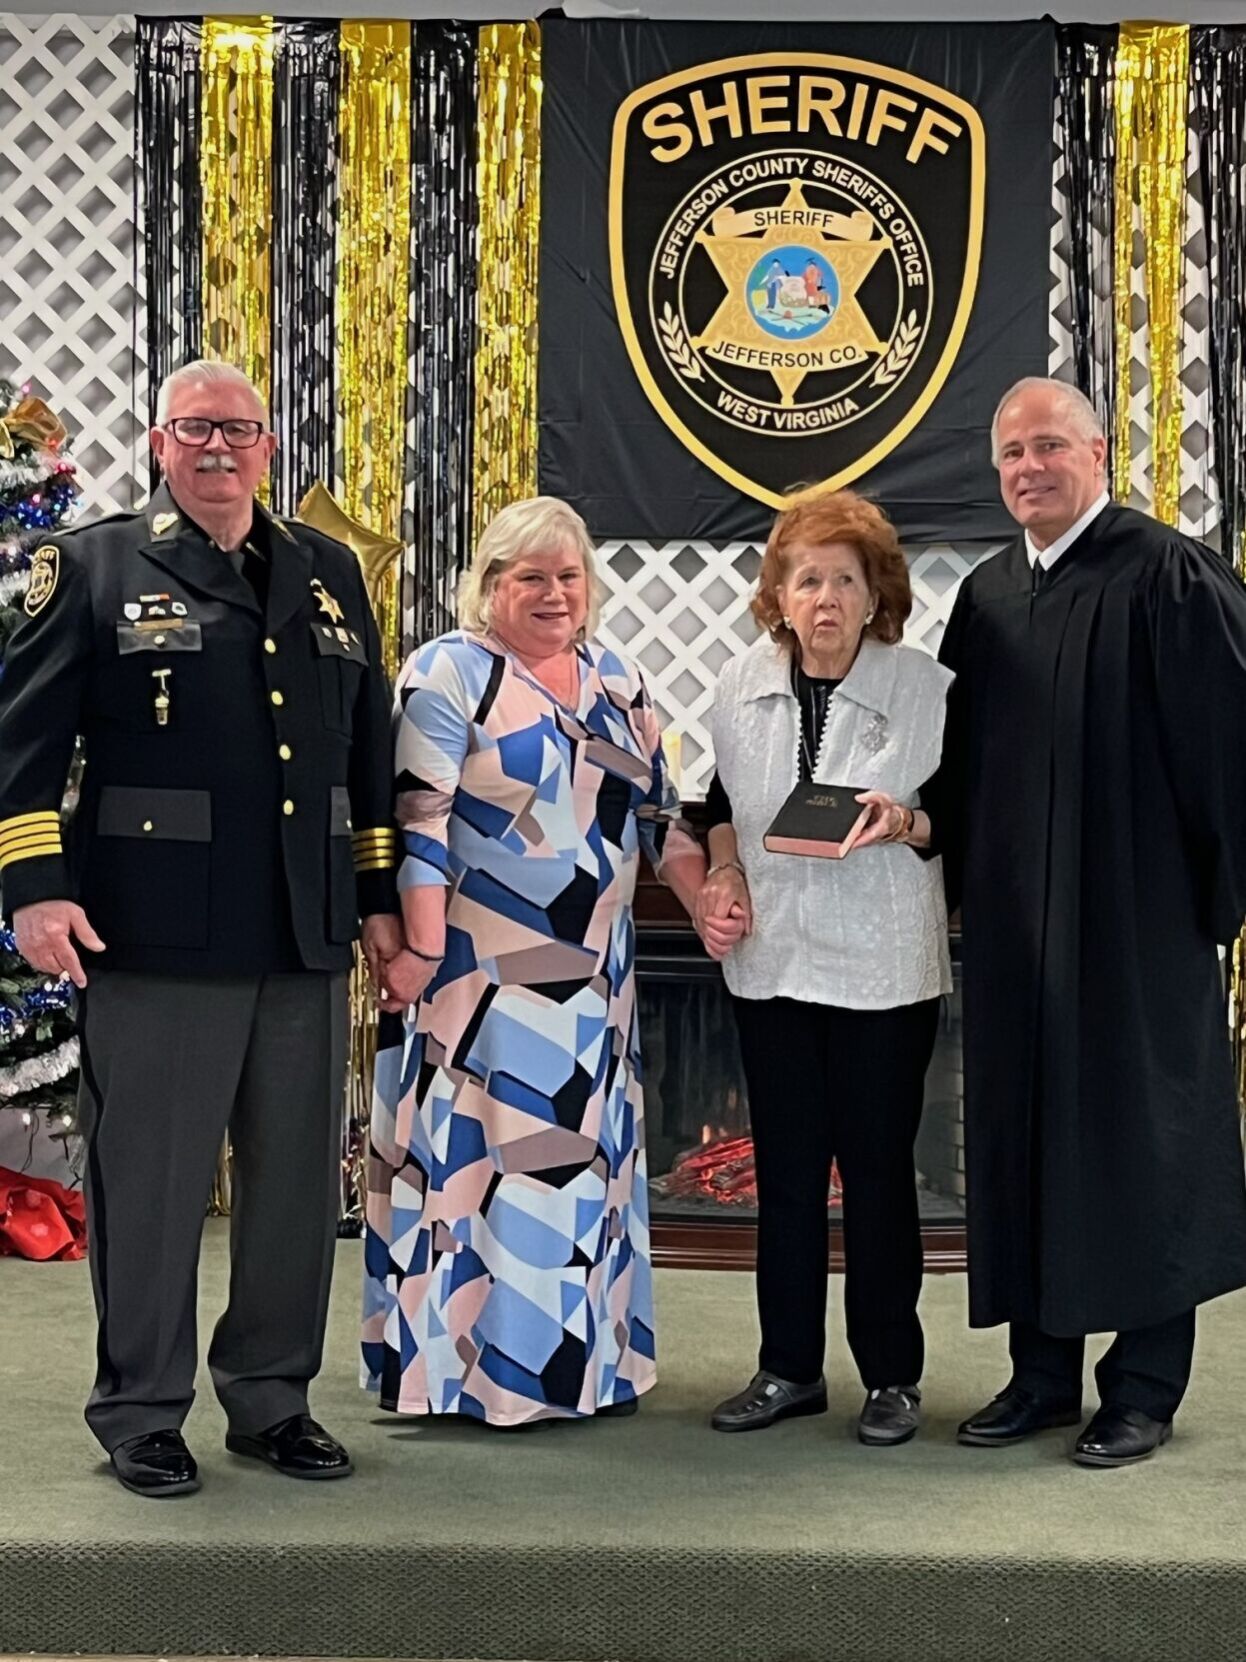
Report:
696,488,952,1446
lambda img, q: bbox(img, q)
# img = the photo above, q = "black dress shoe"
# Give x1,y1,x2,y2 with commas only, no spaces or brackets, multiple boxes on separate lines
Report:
711,1370,828,1432
1073,1405,1172,1468
110,1430,200,1498
226,1413,353,1479
858,1385,922,1446
957,1385,1082,1447
596,1396,639,1417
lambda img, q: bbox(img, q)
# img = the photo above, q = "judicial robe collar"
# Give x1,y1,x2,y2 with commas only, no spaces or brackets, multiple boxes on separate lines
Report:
734,633,899,722
1024,490,1111,571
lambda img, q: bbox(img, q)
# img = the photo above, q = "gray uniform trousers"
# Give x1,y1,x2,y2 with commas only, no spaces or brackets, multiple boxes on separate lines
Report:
76,970,348,1453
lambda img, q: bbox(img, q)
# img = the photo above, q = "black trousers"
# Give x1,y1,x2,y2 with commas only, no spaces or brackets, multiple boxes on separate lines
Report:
1009,1312,1196,1422
77,971,348,1452
731,993,940,1390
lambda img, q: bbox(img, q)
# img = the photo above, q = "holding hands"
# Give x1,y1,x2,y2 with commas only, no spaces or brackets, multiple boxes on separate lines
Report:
361,912,442,1013
694,862,753,960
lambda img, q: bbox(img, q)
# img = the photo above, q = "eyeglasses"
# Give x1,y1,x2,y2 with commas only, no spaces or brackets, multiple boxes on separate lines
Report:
164,417,266,449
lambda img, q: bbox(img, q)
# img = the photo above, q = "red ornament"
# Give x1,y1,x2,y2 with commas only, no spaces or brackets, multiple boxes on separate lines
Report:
0,1168,87,1261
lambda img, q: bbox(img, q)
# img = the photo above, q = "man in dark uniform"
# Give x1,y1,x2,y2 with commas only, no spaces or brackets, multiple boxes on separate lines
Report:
926,378,1246,1467
0,362,403,1497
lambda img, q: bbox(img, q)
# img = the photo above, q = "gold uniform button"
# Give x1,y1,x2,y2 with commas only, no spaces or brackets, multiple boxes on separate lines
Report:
270,690,284,707
142,820,153,832
279,744,292,761
154,634,166,646
283,799,295,816
264,637,277,654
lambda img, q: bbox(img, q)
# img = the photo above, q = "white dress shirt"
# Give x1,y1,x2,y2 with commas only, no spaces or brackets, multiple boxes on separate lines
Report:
1025,490,1110,570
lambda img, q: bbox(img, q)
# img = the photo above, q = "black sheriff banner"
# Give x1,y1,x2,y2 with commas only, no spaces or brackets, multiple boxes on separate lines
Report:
539,21,1055,542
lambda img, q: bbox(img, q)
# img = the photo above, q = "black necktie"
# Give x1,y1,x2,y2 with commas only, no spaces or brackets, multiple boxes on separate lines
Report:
227,540,270,610
1031,558,1051,594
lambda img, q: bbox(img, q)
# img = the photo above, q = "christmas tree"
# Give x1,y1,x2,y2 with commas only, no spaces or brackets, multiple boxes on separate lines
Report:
0,380,82,1184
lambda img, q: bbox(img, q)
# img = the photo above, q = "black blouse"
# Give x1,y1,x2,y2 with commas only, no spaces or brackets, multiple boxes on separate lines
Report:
707,667,841,826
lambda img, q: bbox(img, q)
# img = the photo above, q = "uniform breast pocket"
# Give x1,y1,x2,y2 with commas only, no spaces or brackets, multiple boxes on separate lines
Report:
116,621,203,654
311,624,366,734
86,786,212,949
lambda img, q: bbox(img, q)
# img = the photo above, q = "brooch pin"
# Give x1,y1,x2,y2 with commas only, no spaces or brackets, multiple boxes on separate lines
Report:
862,714,888,754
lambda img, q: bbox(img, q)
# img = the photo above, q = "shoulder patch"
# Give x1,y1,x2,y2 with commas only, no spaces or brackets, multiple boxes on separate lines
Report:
24,544,59,616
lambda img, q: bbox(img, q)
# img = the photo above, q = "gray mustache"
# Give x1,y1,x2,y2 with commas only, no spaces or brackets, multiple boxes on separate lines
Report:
196,453,238,472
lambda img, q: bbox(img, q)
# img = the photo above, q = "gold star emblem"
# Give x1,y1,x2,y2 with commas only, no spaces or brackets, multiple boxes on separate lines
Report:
692,182,890,407
311,579,345,625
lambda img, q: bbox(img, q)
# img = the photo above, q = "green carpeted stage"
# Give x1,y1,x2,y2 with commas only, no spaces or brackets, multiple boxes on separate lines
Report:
1,1223,1244,1661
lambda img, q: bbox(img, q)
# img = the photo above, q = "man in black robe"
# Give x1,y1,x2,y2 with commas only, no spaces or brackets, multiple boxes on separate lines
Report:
930,376,1246,1467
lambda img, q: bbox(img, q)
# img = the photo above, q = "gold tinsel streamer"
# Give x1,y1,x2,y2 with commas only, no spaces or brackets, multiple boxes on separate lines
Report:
336,21,410,657
472,22,542,543
201,18,275,413
335,22,412,1225
1112,24,1189,523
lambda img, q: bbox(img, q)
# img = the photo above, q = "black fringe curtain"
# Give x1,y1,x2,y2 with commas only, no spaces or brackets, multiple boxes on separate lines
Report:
406,22,479,654
1192,28,1246,573
1055,25,1118,478
134,19,204,481
271,23,341,517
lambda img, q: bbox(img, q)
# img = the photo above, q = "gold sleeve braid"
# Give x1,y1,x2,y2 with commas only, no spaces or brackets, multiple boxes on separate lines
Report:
351,826,400,873
0,811,62,869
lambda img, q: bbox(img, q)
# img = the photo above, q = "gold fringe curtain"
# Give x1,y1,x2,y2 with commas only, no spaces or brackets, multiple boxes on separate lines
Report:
336,23,411,574
1112,23,1189,522
201,18,275,409
335,21,413,1224
472,22,541,542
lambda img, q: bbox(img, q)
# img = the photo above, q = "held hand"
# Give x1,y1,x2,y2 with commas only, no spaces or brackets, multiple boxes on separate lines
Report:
693,865,753,936
13,901,105,989
361,913,405,996
849,791,911,852
698,902,749,961
376,948,439,1013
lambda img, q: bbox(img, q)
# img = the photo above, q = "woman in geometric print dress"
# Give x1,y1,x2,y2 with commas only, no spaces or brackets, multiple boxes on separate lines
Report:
362,497,732,1425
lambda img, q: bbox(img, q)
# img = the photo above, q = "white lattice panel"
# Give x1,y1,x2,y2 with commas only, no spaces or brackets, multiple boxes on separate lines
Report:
1179,93,1217,541
597,538,1000,799
0,15,145,518
1049,109,1075,384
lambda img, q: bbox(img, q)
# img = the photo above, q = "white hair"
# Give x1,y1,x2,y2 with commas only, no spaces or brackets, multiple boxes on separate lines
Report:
457,497,605,637
990,377,1104,465
155,361,268,426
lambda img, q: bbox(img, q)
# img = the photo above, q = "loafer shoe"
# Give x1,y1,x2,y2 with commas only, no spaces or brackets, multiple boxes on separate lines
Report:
1073,1405,1172,1468
711,1369,827,1432
226,1413,353,1479
858,1385,922,1446
110,1430,200,1498
596,1396,639,1418
957,1385,1082,1447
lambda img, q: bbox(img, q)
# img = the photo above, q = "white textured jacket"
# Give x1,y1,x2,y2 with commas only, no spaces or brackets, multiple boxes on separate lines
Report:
710,635,954,1010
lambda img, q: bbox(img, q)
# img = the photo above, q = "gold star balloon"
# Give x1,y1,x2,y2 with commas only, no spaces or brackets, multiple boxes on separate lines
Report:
295,481,403,609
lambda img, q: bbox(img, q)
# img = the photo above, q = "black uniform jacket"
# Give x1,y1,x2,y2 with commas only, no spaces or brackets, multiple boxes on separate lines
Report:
0,484,400,975
925,504,1246,1334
